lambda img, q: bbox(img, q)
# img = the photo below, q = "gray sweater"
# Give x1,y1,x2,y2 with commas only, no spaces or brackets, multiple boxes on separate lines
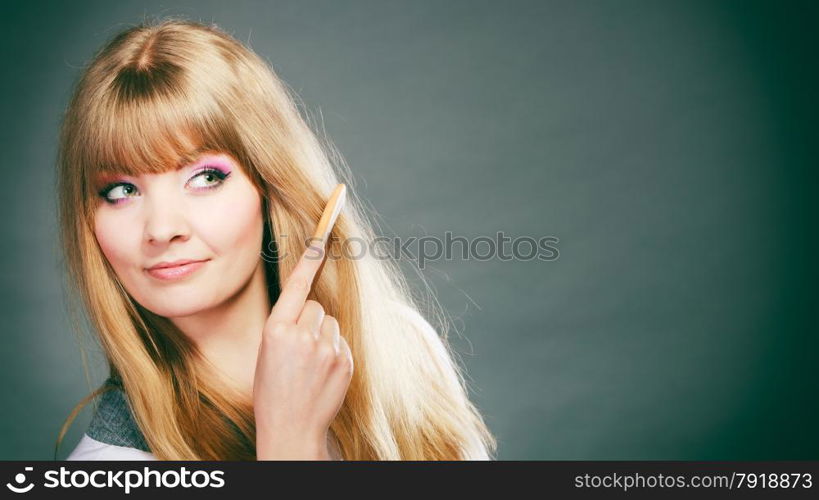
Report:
86,378,151,452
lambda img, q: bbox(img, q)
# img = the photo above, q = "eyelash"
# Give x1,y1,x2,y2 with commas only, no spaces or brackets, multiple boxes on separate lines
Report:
98,167,231,205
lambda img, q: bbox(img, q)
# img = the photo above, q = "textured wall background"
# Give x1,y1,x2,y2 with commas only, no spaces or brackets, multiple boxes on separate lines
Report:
1,0,816,459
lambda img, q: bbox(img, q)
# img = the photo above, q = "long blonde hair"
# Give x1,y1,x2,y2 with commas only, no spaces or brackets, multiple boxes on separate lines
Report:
54,17,495,460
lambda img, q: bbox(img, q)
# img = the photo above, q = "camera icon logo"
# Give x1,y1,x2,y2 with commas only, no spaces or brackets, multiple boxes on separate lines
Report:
6,467,35,494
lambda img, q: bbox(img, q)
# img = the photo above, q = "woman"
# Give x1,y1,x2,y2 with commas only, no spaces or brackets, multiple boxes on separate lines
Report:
55,18,495,460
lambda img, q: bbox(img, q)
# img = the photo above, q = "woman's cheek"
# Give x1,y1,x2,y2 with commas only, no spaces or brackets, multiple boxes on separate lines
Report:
94,213,138,273
200,192,262,252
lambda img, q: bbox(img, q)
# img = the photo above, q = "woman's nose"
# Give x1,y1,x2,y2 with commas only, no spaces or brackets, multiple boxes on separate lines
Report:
143,193,192,245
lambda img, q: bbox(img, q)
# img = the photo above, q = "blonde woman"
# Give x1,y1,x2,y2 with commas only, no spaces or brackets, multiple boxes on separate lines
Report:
55,18,495,461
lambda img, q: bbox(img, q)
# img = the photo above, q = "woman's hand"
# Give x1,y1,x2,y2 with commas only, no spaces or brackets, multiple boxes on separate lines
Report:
253,242,354,460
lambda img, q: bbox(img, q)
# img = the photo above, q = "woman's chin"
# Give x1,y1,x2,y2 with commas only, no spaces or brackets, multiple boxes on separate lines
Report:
139,297,215,319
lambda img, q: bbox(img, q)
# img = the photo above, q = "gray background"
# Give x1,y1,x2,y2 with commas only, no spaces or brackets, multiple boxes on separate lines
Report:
1,0,816,460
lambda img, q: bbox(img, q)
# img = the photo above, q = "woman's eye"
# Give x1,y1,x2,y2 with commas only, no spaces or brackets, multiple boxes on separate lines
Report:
99,183,138,204
187,168,231,190
97,167,231,204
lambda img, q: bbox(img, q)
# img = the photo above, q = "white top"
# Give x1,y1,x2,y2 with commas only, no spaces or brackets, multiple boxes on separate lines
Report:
66,432,488,460
66,432,344,461
67,434,157,460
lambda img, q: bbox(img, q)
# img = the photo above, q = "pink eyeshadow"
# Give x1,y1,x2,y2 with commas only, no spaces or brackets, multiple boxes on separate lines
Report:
186,154,235,174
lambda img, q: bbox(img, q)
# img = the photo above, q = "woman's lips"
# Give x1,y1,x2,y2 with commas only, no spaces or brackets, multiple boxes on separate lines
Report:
146,259,209,281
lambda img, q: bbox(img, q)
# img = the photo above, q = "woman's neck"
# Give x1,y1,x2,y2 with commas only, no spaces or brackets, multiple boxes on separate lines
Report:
170,259,272,398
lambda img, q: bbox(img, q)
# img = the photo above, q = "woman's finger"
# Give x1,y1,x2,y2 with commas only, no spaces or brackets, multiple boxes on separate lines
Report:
268,184,346,325
319,315,341,354
268,244,327,325
297,300,325,337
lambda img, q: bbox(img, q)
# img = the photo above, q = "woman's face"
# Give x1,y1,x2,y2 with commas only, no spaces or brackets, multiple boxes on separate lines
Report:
93,152,266,318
